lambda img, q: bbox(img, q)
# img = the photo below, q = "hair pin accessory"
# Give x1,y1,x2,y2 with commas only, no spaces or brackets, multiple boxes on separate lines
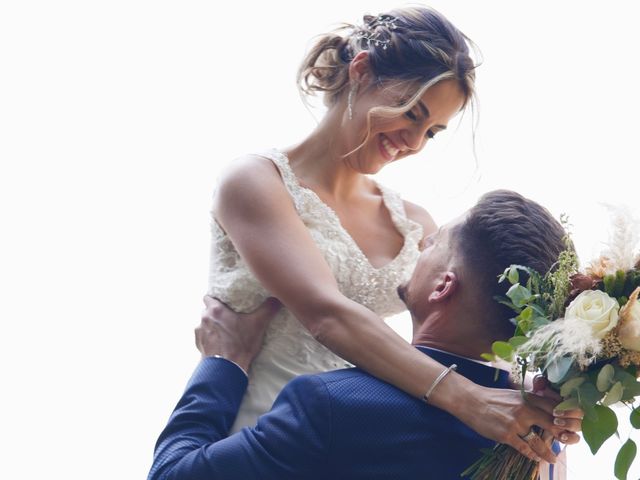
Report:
355,14,399,50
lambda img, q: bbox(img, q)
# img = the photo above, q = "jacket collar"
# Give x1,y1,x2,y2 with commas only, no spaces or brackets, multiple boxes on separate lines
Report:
416,346,511,389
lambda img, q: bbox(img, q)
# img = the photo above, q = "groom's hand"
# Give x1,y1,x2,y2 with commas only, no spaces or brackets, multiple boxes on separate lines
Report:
195,296,282,373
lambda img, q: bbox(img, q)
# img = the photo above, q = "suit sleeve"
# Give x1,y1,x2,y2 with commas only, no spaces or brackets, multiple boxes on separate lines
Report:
148,358,331,480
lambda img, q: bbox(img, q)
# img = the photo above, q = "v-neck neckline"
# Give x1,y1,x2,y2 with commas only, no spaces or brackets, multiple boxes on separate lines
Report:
271,149,410,272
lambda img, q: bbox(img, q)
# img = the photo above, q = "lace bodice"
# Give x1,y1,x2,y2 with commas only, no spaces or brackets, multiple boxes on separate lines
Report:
207,149,424,431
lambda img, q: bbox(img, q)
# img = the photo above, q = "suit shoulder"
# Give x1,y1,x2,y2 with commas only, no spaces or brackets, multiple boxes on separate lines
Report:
317,368,419,409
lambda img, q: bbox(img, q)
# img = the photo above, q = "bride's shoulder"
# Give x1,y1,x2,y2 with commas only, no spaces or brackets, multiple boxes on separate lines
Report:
216,153,286,194
218,153,281,182
212,153,292,217
402,199,437,237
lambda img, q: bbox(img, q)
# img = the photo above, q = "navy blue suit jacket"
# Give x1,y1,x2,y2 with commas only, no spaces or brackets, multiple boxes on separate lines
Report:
148,347,520,479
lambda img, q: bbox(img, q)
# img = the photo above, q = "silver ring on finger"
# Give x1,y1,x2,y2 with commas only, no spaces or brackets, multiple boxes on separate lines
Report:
519,429,538,443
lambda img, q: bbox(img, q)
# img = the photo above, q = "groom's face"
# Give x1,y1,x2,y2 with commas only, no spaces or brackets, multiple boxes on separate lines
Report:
398,216,463,321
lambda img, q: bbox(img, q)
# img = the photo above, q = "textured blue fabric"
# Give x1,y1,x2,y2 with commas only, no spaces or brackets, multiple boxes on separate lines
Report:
148,348,515,479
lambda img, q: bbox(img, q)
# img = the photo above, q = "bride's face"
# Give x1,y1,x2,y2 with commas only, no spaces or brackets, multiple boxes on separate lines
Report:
343,78,465,175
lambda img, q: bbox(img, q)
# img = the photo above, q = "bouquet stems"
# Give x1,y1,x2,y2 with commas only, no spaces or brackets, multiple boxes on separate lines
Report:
462,443,539,480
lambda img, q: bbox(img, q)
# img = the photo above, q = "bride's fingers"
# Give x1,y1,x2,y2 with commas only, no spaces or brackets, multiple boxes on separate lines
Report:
511,432,557,464
523,433,556,464
558,431,580,444
531,376,563,401
553,407,584,420
523,395,565,436
542,427,579,448
511,436,542,463
532,375,547,393
552,417,581,433
524,392,557,414
541,430,554,446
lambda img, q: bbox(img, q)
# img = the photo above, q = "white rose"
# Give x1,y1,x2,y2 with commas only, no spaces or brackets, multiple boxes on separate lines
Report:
618,289,640,351
565,290,620,339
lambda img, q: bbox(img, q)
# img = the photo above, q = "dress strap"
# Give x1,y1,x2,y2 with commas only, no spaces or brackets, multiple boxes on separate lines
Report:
253,149,306,211
258,149,299,190
375,181,425,242
376,182,406,218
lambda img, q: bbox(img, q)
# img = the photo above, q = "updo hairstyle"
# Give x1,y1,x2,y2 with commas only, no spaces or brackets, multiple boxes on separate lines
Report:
297,5,478,116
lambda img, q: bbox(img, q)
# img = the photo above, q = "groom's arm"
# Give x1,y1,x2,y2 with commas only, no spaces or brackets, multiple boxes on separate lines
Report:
148,357,331,480
148,297,330,479
148,356,248,480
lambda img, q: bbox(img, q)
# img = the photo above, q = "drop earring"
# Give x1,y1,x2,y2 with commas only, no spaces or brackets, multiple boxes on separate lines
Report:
347,85,357,120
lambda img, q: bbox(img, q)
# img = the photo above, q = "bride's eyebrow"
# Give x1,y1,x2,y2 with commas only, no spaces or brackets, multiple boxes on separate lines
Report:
417,100,430,117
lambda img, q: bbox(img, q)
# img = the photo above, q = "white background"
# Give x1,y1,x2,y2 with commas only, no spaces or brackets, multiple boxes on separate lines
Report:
1,1,639,479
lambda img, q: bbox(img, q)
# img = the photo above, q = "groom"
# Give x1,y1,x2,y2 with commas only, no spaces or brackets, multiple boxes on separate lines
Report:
148,190,580,480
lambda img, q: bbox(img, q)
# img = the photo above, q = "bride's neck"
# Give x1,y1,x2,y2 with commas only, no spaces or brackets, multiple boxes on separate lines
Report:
283,109,367,200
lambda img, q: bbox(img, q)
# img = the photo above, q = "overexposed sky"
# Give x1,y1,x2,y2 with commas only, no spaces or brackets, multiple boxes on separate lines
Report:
1,1,638,479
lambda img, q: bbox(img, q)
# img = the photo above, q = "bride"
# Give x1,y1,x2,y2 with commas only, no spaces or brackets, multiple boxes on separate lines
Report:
207,5,574,461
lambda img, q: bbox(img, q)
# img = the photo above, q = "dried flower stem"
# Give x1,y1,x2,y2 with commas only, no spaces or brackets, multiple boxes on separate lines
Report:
462,444,539,480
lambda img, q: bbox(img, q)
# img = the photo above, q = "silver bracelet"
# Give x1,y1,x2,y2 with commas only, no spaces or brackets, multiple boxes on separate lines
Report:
423,364,457,403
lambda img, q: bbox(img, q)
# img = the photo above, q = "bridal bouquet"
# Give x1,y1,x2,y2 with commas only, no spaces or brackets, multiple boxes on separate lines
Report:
464,209,640,480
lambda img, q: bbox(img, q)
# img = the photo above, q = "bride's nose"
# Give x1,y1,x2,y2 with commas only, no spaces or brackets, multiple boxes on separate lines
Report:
400,123,430,152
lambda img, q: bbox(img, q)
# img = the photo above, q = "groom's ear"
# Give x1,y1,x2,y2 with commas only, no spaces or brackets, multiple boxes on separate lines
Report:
428,271,458,303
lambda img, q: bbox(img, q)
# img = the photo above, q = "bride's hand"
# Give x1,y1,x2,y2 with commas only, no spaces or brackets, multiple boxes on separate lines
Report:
532,375,583,445
505,373,583,446
460,385,580,464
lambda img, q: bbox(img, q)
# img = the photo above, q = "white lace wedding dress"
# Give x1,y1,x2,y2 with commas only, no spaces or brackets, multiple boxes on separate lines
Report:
207,149,423,432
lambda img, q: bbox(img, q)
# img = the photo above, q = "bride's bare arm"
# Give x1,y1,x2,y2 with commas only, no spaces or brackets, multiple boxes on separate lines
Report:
212,156,565,462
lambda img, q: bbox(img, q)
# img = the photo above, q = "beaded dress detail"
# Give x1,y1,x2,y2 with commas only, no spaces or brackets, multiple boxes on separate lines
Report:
207,149,423,432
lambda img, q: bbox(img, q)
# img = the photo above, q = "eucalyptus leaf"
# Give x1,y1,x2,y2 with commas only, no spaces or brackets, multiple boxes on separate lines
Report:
576,383,601,422
492,341,513,361
560,377,586,397
531,315,551,329
506,284,533,309
529,304,547,317
597,364,615,392
577,382,602,408
615,439,637,480
513,324,524,338
582,405,618,455
621,382,640,402
554,397,580,411
516,307,534,333
616,369,639,386
508,266,519,285
630,408,640,429
546,356,574,383
616,371,640,400
480,353,494,362
603,382,624,406
508,336,529,349
583,403,599,422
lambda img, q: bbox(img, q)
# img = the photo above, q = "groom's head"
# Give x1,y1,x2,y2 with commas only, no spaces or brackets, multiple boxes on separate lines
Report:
398,190,567,359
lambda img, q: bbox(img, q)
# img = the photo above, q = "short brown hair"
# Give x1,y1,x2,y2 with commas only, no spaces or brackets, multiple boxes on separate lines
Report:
454,190,568,332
